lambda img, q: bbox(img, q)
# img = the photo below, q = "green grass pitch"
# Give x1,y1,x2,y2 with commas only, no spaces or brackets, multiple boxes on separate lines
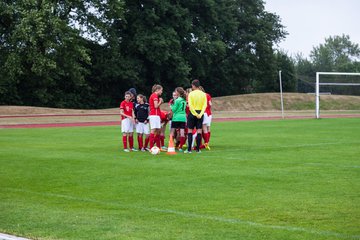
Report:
1,118,359,240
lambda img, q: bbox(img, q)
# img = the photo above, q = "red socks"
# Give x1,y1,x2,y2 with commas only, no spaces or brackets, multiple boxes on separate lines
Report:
122,135,127,149
129,136,134,149
149,133,155,148
145,136,150,148
160,135,165,147
150,133,160,148
137,135,143,149
155,134,161,148
202,132,211,144
179,136,186,148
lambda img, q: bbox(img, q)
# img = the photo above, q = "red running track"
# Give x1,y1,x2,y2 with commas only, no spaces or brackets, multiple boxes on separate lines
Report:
0,114,359,129
0,113,117,118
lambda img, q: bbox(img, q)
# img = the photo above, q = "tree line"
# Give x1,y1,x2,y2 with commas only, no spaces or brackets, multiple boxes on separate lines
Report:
1,1,359,109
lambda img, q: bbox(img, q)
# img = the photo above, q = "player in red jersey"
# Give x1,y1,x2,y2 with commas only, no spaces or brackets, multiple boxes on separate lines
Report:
160,110,170,151
199,86,212,150
148,84,164,149
119,91,137,152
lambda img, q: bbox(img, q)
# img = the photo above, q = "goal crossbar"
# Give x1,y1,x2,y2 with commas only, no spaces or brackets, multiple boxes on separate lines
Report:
316,72,360,118
317,72,360,76
319,83,360,86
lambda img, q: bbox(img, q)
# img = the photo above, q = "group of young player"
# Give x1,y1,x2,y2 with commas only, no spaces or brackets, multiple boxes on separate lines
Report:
119,79,212,153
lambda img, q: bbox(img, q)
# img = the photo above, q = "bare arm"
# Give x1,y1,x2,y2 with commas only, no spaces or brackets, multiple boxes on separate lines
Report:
120,109,133,119
154,98,163,108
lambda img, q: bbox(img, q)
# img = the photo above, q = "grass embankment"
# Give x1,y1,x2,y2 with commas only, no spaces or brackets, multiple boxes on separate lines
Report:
212,93,360,111
1,93,360,116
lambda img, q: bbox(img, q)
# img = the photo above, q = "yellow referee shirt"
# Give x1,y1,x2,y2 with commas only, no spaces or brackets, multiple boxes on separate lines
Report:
188,89,207,118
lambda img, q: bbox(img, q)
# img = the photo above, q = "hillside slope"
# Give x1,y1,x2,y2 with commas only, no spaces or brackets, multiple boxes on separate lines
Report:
212,93,360,111
1,93,360,115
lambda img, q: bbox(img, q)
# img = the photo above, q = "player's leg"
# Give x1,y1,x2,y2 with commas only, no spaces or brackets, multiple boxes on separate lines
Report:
136,123,143,150
149,116,158,149
202,113,210,150
143,122,150,151
122,133,128,152
185,114,195,153
128,120,137,151
170,127,175,138
149,115,162,149
160,124,166,150
195,115,204,152
155,128,163,149
143,123,150,151
207,114,212,145
138,133,143,151
121,119,130,152
178,128,186,151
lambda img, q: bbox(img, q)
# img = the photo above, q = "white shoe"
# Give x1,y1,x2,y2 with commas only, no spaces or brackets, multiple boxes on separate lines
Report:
124,149,130,152
141,148,146,152
131,148,138,152
184,150,192,154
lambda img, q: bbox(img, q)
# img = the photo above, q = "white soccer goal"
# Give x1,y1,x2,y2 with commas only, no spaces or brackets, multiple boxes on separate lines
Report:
315,72,360,118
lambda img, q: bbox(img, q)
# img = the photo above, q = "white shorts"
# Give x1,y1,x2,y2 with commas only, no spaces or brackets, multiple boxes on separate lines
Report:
136,122,150,134
121,118,134,133
203,113,212,126
149,115,161,129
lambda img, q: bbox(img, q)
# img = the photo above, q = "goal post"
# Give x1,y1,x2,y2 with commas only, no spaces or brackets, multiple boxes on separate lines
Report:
316,72,360,118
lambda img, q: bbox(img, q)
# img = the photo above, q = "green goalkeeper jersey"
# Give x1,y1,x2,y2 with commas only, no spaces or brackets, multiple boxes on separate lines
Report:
171,97,187,122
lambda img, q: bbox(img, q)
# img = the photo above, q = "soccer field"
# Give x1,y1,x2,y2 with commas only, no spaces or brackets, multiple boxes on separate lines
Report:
0,118,359,240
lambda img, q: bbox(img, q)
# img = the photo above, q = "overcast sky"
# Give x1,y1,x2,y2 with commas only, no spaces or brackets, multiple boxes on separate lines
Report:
264,0,360,58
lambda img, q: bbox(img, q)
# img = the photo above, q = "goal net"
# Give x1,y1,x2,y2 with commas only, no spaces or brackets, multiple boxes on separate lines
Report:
315,72,360,118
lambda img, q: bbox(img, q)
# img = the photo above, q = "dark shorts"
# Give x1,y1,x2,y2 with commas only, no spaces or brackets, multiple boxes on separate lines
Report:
187,110,203,130
171,121,186,129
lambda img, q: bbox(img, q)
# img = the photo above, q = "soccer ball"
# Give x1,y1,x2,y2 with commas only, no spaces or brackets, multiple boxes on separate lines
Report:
150,146,160,155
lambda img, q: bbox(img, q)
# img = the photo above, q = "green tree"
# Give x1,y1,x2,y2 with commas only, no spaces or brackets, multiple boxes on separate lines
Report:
103,0,286,100
310,34,360,72
274,51,296,92
0,0,123,107
293,53,316,93
1,0,286,107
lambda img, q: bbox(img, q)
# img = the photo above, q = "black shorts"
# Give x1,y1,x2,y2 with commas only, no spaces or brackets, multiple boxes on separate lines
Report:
171,121,186,129
187,110,203,129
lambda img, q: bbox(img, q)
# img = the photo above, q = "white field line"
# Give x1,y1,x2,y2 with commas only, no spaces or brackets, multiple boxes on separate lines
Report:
204,141,360,154
0,233,29,240
3,188,360,239
211,141,360,151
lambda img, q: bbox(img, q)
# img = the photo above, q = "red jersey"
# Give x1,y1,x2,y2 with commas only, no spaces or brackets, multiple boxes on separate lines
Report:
160,111,168,123
185,96,190,115
120,100,133,120
205,93,212,115
149,92,161,116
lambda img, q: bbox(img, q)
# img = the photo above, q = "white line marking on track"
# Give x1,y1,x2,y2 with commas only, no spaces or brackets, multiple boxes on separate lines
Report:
3,188,360,239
